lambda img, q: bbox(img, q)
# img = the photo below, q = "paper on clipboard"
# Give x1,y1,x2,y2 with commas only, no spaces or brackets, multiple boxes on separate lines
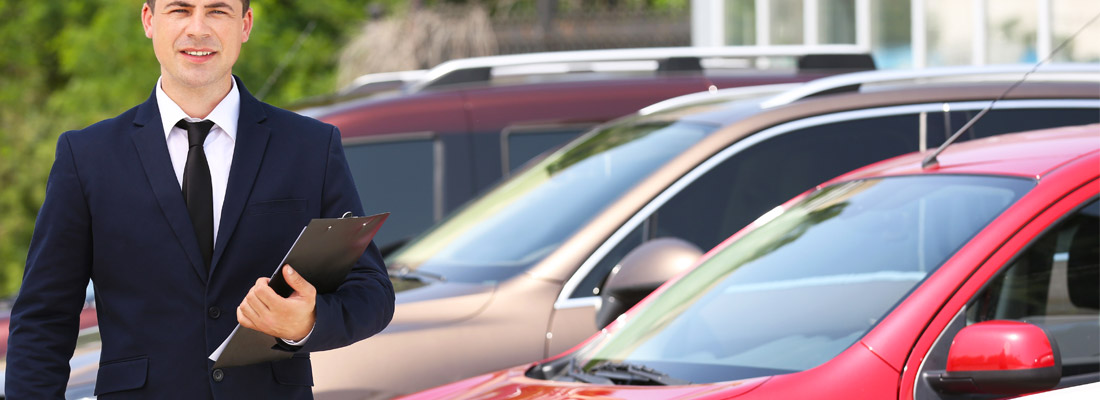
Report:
209,212,388,368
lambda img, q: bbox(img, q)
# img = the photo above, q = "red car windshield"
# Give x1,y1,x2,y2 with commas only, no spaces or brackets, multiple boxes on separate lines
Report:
551,174,1034,384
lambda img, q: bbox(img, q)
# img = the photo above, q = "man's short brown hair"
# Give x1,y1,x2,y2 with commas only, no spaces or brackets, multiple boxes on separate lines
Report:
146,0,252,12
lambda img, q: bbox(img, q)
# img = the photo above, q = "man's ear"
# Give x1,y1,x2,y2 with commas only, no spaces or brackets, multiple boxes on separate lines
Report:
241,8,253,43
141,3,154,39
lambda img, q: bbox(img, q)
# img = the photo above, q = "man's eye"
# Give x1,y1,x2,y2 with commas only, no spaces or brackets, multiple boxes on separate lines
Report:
209,10,229,15
169,9,189,14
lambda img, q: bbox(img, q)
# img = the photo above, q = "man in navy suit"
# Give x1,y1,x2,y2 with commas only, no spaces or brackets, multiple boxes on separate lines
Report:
5,0,395,398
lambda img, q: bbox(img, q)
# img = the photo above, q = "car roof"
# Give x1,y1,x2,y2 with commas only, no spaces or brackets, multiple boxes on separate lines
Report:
839,123,1100,180
650,63,1100,127
758,63,1100,109
661,80,1099,144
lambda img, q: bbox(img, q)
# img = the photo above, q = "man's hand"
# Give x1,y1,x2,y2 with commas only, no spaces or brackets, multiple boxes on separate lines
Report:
237,265,317,342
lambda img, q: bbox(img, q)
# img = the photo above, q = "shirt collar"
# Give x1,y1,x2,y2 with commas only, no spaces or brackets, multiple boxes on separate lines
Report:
155,77,240,142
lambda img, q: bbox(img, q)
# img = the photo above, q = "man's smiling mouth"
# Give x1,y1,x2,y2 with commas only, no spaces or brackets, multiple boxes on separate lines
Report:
183,51,214,56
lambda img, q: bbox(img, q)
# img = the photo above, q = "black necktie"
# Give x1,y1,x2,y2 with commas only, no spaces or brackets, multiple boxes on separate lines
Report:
177,119,216,269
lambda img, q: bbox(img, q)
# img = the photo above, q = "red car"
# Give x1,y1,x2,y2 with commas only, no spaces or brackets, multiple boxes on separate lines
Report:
402,123,1100,399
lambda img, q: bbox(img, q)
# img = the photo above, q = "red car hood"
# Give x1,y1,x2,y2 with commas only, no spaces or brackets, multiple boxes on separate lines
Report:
400,364,770,400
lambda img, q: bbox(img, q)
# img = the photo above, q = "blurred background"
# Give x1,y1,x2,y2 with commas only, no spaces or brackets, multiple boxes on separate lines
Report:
0,0,1097,298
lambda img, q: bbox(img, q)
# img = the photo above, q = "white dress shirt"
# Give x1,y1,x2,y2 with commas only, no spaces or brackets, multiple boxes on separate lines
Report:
154,78,312,345
155,77,238,243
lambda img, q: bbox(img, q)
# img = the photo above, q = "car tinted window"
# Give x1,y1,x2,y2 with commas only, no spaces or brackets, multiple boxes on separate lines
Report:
966,199,1099,381
562,175,1033,384
388,120,718,284
505,128,589,174
654,114,919,253
344,139,436,249
934,108,1100,147
570,223,646,299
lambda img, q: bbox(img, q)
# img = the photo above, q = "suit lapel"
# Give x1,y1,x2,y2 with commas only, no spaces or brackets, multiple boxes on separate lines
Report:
211,77,270,276
131,92,208,283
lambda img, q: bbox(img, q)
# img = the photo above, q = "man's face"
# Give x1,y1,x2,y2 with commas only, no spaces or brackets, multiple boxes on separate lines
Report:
142,0,252,92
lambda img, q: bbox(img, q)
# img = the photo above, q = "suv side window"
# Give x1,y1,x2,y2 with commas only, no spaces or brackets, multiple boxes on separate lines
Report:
965,199,1099,385
936,108,1100,147
344,138,437,251
652,114,918,250
503,125,590,175
568,223,646,299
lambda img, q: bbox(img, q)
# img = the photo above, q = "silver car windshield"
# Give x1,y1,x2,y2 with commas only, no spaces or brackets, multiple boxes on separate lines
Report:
388,119,719,284
565,175,1034,383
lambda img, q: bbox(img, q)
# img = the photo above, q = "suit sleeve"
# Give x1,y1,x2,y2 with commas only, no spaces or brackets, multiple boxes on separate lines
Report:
5,132,95,398
299,126,395,352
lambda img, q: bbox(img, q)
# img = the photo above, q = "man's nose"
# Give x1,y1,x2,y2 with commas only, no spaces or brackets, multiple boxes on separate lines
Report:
184,11,213,36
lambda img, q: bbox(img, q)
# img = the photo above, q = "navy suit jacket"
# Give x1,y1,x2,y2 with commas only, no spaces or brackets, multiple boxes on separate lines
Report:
5,78,395,399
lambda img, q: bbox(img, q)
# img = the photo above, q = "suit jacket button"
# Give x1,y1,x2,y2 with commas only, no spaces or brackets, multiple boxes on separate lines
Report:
208,306,221,319
212,368,225,382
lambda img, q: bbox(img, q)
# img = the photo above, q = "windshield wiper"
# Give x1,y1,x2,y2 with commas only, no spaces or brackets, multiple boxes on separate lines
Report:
587,361,692,386
547,359,614,384
558,360,691,386
388,265,446,282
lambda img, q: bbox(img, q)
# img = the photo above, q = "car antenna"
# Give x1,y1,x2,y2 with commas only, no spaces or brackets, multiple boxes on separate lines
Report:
921,11,1100,169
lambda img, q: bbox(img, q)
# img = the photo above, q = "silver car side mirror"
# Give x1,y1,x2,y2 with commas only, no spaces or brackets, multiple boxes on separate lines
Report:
596,237,702,329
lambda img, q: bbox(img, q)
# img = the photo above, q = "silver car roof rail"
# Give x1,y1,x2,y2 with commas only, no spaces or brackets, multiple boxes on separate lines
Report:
637,63,1100,117
759,63,1100,108
409,44,872,92
638,83,802,116
338,69,428,96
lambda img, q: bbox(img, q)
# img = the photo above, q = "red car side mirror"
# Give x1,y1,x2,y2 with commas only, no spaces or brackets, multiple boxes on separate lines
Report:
927,320,1061,395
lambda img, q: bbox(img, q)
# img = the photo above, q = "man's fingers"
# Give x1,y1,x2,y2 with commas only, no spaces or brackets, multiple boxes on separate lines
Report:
237,302,258,330
244,281,275,311
242,294,268,319
251,277,286,306
282,265,316,297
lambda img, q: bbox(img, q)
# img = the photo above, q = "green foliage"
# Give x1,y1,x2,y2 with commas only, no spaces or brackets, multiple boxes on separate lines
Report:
238,0,369,104
0,0,378,297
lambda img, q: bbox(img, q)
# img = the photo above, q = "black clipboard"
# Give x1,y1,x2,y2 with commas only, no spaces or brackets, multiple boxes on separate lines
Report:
209,212,388,368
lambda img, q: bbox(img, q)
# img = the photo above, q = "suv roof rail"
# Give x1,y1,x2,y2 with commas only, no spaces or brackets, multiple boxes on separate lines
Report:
338,69,428,96
409,44,872,92
638,83,803,116
291,69,428,116
797,53,876,70
759,63,1100,108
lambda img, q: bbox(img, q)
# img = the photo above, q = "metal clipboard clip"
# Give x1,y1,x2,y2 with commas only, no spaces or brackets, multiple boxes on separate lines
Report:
340,211,373,231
